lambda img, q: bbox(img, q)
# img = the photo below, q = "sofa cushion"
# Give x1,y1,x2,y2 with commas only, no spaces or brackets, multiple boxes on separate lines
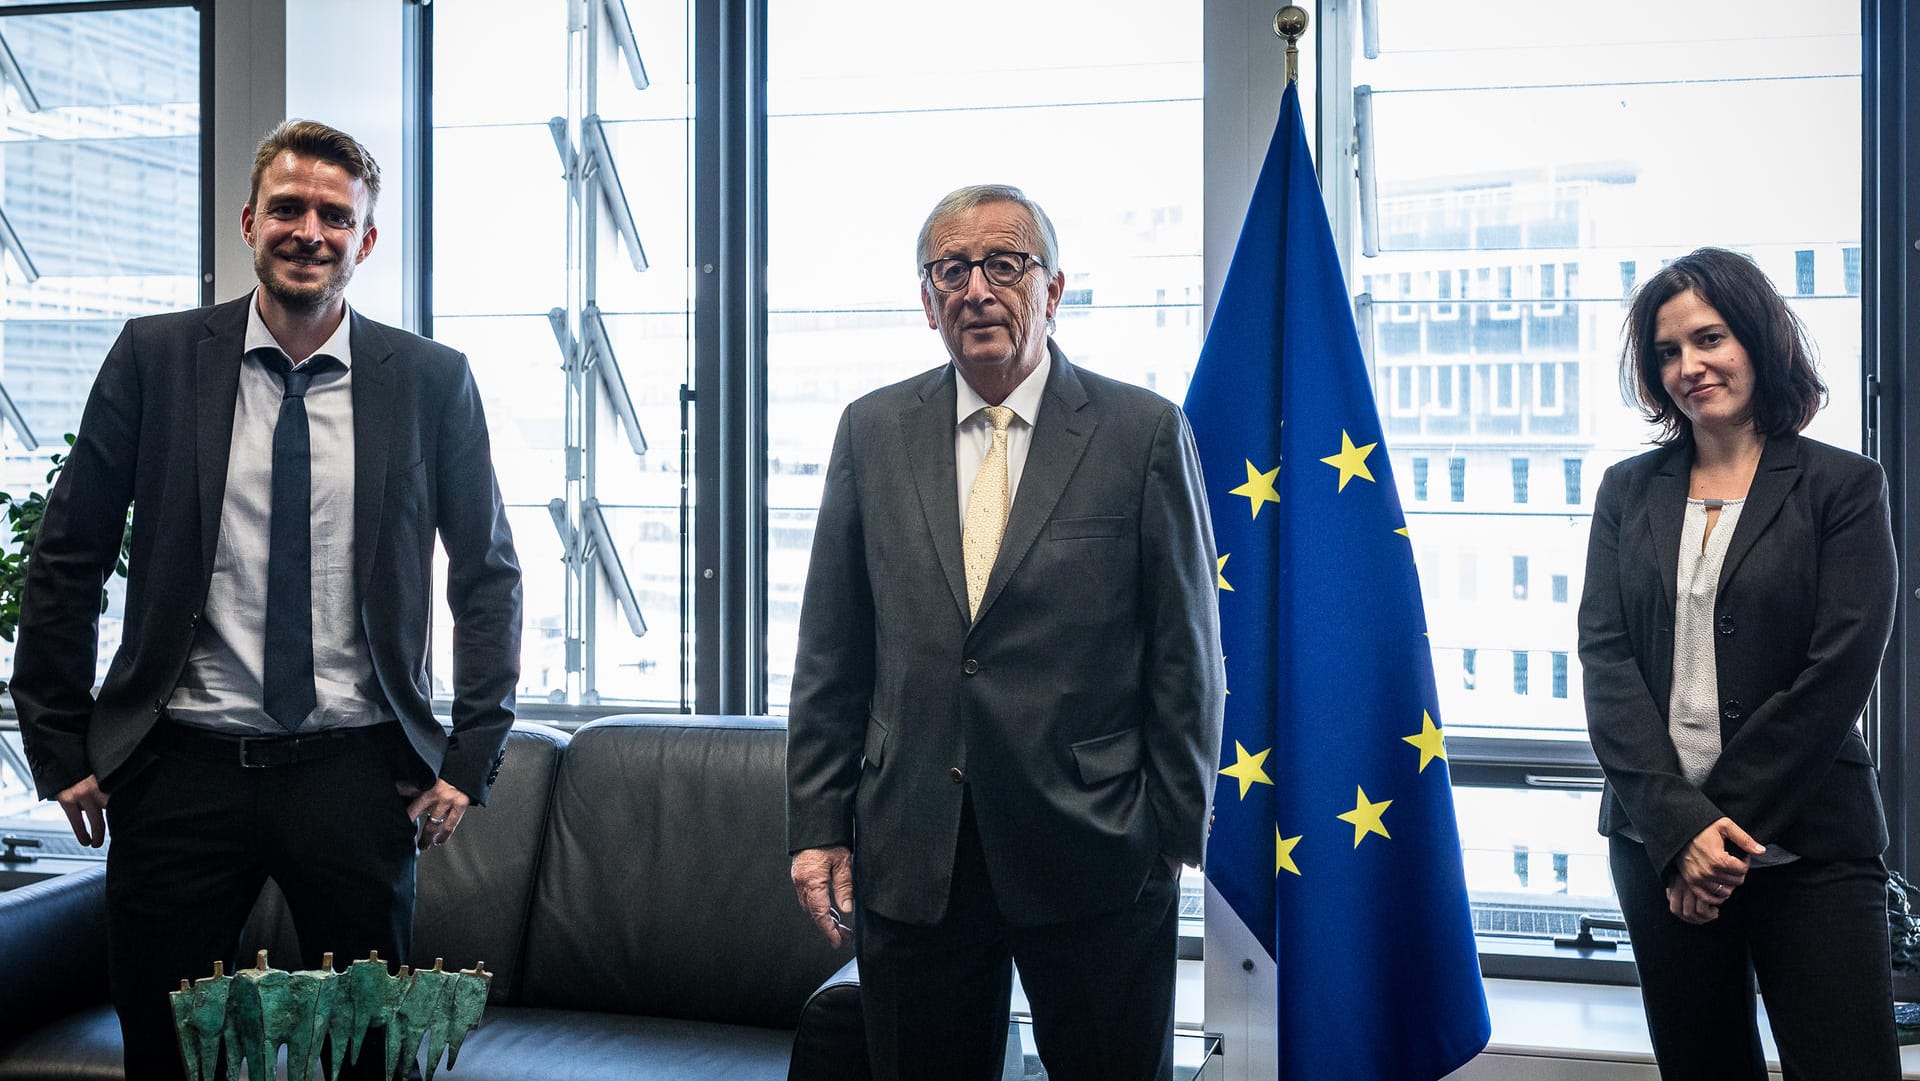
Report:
0,1006,122,1081
415,722,571,1004
0,866,109,1047
786,958,872,1081
427,1005,797,1080
519,716,846,1028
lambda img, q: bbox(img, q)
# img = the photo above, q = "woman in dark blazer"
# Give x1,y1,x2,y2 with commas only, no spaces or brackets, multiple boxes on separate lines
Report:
1578,247,1900,1080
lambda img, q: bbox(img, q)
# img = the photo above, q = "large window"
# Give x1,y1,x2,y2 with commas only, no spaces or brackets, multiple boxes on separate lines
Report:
1344,0,1863,954
429,0,692,708
762,1,1204,708
0,2,201,694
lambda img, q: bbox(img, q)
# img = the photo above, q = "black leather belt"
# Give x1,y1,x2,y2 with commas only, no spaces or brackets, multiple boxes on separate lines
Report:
159,722,394,769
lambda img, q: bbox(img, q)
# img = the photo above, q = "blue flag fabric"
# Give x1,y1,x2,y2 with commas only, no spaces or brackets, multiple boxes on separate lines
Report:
1189,83,1491,1079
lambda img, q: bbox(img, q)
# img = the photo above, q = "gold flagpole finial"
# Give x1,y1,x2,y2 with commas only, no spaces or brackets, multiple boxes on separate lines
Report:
1273,6,1309,85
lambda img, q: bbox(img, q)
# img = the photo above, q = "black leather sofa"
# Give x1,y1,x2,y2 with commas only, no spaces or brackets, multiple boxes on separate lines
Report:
0,715,866,1081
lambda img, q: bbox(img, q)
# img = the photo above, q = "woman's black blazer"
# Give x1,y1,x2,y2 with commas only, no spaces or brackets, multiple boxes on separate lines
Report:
1578,433,1896,879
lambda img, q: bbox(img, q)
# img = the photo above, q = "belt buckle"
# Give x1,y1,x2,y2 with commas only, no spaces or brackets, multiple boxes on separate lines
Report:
237,737,294,769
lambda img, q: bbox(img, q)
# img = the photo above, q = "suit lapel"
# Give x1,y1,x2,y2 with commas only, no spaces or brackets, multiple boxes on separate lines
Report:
973,343,1094,627
900,366,970,620
1646,445,1688,614
349,312,396,595
1718,434,1800,592
194,298,249,582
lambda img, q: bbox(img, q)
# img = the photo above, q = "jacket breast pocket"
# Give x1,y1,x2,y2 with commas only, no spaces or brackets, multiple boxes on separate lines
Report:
1049,515,1127,541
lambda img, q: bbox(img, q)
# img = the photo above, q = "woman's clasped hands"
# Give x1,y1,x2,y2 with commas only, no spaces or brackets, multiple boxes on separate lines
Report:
1665,816,1767,924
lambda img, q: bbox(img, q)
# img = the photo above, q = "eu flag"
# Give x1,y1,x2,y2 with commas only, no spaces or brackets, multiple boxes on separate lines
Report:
1189,82,1490,1079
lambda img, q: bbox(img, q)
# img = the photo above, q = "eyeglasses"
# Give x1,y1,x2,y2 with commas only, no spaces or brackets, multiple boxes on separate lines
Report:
921,252,1044,293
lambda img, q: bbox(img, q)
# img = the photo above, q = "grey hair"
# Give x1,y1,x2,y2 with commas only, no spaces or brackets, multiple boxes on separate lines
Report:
915,184,1060,272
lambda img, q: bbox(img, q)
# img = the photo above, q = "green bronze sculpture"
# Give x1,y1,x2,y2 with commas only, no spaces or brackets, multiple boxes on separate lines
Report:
223,951,285,1081
433,963,493,1079
285,953,337,1081
167,960,230,1081
169,948,492,1080
344,951,404,1070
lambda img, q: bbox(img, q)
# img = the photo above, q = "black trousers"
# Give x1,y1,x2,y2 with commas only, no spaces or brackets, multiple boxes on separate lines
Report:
104,723,421,1081
1609,834,1899,1081
857,796,1180,1081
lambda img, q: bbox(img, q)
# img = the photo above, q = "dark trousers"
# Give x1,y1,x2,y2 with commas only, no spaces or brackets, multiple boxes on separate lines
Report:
857,796,1179,1081
1609,834,1899,1081
104,723,420,1081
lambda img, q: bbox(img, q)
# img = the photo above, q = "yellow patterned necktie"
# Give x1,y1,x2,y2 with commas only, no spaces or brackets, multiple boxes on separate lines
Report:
962,405,1016,619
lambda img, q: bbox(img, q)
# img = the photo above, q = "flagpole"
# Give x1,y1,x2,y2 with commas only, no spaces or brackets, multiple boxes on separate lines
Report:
1273,6,1307,85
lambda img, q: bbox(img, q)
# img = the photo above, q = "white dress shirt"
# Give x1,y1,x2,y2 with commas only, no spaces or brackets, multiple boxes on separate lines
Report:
167,290,391,735
954,351,1051,522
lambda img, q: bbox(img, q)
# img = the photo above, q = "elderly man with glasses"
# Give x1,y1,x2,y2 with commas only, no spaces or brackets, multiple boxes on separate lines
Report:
786,184,1225,1081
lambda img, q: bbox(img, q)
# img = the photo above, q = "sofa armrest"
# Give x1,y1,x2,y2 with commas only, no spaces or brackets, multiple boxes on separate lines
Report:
786,956,871,1081
0,865,110,1045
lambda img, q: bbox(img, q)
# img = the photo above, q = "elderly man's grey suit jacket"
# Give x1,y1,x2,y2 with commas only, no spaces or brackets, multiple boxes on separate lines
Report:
787,344,1225,927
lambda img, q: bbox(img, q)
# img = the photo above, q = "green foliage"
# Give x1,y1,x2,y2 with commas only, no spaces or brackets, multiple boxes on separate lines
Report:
0,434,131,650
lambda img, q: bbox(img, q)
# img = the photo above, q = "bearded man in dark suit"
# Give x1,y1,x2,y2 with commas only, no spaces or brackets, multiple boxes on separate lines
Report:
12,119,521,1081
787,184,1224,1081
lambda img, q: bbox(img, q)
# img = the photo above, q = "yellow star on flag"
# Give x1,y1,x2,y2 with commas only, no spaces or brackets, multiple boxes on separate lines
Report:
1402,711,1448,773
1229,459,1281,519
1337,786,1392,847
1218,741,1273,799
1216,553,1233,592
1277,827,1302,877
1319,430,1377,492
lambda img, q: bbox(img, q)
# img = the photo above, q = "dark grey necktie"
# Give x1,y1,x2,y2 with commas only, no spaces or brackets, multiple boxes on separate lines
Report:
260,352,336,731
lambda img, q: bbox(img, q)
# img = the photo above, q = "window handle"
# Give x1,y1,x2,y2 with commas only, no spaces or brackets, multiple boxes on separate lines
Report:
1523,773,1604,791
1355,85,1378,257
1553,914,1627,951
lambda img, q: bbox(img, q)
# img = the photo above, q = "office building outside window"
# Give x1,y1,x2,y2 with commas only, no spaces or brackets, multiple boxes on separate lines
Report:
0,3,202,692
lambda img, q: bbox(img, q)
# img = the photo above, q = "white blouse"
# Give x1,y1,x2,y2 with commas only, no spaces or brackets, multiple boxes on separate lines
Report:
1668,496,1796,866
1668,497,1743,785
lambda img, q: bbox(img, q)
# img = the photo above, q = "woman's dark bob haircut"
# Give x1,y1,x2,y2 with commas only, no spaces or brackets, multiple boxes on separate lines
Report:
1620,247,1826,446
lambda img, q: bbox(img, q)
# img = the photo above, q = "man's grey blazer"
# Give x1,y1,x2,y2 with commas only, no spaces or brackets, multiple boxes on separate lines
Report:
787,344,1225,927
13,294,523,806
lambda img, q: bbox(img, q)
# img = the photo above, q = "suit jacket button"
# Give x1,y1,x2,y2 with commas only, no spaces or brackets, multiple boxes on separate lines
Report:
1722,700,1743,721
1717,615,1735,635
949,767,965,783
962,659,979,675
